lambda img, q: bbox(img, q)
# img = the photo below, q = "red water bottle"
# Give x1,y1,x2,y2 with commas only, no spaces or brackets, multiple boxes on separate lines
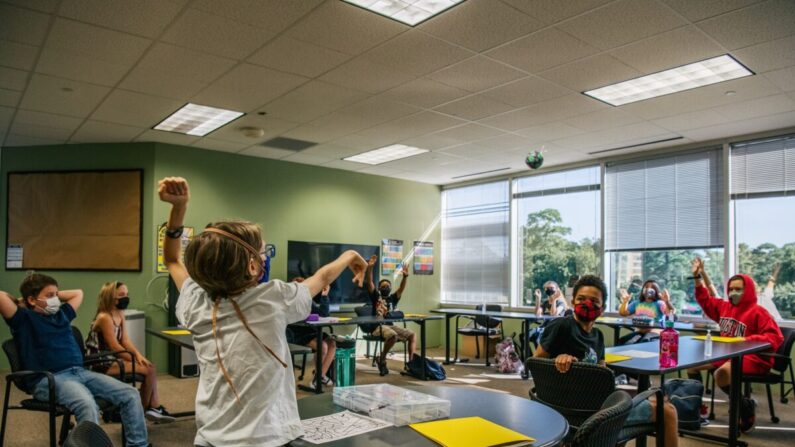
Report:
659,321,678,368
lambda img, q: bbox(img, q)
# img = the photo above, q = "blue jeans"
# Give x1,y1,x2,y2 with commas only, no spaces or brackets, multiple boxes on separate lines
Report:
33,366,148,447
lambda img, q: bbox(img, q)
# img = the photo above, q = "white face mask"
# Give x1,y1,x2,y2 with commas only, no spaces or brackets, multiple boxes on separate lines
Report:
39,296,61,315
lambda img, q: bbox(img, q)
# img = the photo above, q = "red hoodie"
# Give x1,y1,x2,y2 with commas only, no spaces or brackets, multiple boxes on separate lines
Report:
695,274,783,369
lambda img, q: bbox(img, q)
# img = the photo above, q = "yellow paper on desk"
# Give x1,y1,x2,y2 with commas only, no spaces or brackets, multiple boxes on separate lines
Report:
404,313,427,318
410,416,534,447
597,316,621,323
336,317,352,321
605,353,632,364
693,335,745,343
162,329,191,335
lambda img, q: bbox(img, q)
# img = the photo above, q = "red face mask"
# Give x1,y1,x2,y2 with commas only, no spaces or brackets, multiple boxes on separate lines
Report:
574,299,602,322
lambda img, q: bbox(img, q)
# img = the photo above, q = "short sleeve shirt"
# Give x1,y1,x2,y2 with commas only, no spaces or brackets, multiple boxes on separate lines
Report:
539,315,605,364
628,300,666,320
177,278,312,447
540,298,567,317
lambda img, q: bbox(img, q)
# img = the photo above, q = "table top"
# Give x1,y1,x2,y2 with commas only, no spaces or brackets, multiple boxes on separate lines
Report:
431,308,554,321
146,326,312,355
288,385,568,447
605,336,771,375
291,314,443,328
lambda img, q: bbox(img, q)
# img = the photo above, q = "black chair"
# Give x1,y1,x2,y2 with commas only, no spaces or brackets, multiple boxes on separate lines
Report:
455,304,503,366
73,326,141,386
64,421,113,447
354,305,407,367
740,326,795,423
525,357,659,445
571,390,633,447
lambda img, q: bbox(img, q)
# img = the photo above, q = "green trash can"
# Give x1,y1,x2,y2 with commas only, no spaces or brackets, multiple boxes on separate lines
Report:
334,338,357,387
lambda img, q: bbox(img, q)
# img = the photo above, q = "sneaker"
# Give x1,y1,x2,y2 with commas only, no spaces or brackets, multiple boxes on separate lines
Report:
614,374,628,386
700,417,710,427
321,375,333,386
739,397,756,433
145,406,176,424
377,360,389,376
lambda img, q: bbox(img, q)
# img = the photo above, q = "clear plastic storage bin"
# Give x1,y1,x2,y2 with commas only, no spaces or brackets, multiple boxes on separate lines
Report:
332,384,451,426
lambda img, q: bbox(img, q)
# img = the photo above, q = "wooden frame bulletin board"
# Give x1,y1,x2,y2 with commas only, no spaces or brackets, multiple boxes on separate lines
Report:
6,169,143,271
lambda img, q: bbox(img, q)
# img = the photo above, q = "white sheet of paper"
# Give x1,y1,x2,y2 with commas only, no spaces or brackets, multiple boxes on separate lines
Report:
617,350,658,358
300,410,391,444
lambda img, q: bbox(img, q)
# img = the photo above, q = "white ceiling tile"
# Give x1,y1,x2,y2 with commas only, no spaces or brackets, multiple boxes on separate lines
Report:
162,8,275,60
357,165,406,177
279,124,353,143
14,109,83,131
427,56,526,93
91,89,183,128
764,66,795,92
558,0,686,50
58,0,184,38
419,0,543,52
610,26,725,73
434,94,516,121
192,63,309,112
472,133,542,151
239,145,295,159
206,114,298,144
0,89,22,107
190,138,249,153
713,93,795,121
0,106,14,128
485,27,599,73
4,133,65,147
361,30,474,78
20,74,111,118
37,49,136,87
439,142,505,159
538,55,640,91
0,40,39,70
247,36,352,78
481,76,571,108
69,120,144,143
191,0,323,33
380,151,465,172
0,4,49,46
697,0,795,50
309,97,419,135
562,108,645,132
10,122,76,140
261,81,367,123
300,143,363,159
661,0,764,21
331,134,394,151
391,171,439,183
0,67,27,91
380,78,469,109
515,122,587,142
120,43,237,100
135,129,200,146
402,124,504,150
320,57,414,94
286,1,406,56
281,152,334,166
554,122,677,151
479,94,606,131
733,35,795,73
501,0,615,24
652,109,729,132
680,110,795,141
321,159,370,171
3,0,59,13
353,111,465,143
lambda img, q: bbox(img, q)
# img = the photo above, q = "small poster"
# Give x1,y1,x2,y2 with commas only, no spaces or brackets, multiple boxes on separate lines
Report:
157,223,194,273
381,239,403,275
6,244,23,269
413,241,434,275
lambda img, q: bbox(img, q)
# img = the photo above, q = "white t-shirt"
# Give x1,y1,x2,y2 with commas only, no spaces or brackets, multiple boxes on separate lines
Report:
758,285,784,322
177,278,311,447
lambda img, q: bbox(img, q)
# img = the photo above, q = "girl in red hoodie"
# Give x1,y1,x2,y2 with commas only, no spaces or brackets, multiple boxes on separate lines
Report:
687,257,783,432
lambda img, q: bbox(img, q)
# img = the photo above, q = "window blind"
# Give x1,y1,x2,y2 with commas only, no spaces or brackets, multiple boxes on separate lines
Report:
441,181,510,304
604,148,724,251
731,134,795,199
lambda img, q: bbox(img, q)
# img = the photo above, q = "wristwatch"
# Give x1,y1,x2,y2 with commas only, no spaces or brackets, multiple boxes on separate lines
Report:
165,226,184,238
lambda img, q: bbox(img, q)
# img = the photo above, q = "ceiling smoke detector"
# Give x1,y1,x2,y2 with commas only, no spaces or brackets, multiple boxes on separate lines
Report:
239,126,265,138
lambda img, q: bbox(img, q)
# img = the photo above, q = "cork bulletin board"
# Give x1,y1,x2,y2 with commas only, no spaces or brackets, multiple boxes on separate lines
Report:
6,170,143,271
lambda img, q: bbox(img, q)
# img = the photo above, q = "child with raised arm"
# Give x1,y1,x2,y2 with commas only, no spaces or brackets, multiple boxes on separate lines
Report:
158,177,366,447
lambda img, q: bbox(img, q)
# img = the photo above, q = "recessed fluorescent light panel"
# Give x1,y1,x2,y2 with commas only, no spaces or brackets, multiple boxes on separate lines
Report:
344,144,428,165
342,0,467,26
153,103,244,136
583,55,753,106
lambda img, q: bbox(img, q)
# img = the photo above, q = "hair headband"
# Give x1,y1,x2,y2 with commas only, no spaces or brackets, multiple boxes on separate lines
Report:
203,227,260,259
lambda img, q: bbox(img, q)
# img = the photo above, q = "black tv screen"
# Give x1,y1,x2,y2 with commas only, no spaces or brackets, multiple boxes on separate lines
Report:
287,240,380,304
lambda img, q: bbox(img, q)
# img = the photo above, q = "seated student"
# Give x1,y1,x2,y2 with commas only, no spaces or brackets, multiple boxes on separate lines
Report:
158,176,366,447
0,274,149,447
364,257,416,376
286,278,336,389
686,257,783,433
85,281,175,423
618,279,675,345
525,281,569,347
535,275,680,447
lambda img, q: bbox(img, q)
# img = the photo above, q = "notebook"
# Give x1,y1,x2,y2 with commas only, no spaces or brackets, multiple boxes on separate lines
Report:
605,353,632,364
410,416,534,447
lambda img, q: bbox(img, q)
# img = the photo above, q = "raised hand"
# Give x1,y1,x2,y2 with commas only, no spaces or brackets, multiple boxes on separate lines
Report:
691,257,704,276
620,288,631,304
661,289,670,302
158,177,189,206
348,252,367,283
401,262,409,277
367,255,377,268
771,262,781,281
534,289,542,301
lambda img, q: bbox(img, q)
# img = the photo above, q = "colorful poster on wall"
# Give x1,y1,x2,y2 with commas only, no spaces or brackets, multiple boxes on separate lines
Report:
413,241,434,275
381,239,403,275
157,223,194,273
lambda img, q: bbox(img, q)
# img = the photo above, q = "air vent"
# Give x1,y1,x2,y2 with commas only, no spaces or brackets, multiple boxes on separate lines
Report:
587,136,684,155
261,137,317,151
451,167,510,180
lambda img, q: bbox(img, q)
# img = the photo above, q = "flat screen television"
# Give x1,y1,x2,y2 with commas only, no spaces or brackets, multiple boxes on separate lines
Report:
287,240,380,305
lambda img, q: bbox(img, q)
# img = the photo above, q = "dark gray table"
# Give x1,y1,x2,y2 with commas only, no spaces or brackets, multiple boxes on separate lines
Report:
289,385,568,447
595,316,719,345
606,336,771,447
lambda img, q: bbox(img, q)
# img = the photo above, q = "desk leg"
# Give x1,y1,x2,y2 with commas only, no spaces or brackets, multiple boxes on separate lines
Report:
521,320,530,380
636,375,651,447
657,374,666,447
314,327,323,394
444,314,452,365
614,326,620,346
420,320,427,380
729,356,742,446
484,333,490,367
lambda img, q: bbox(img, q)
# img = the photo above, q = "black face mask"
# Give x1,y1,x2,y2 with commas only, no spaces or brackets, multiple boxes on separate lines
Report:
544,287,556,296
379,287,391,297
116,297,130,310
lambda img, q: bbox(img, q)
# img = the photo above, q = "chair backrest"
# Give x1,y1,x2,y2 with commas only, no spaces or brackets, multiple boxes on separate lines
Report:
525,357,617,427
773,327,795,372
474,304,502,328
2,338,31,393
71,326,87,359
64,421,113,447
571,390,633,447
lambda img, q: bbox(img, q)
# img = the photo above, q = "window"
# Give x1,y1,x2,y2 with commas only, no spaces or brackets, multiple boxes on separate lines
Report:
731,134,795,321
604,149,725,314
441,181,510,304
513,166,601,307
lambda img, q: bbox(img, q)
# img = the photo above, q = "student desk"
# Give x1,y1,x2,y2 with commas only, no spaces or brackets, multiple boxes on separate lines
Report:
288,385,568,447
606,336,771,447
595,316,719,345
292,314,443,393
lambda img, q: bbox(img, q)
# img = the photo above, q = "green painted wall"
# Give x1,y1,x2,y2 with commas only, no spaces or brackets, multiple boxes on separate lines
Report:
0,142,442,371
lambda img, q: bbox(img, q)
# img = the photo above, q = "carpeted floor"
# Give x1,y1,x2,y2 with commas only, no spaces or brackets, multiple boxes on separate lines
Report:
1,348,793,446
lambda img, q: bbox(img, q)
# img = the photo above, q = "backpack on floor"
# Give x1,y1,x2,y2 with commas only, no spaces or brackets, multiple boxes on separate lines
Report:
406,354,446,380
664,378,704,431
494,336,524,374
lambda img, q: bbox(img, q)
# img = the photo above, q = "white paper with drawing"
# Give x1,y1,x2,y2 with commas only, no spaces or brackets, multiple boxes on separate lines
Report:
618,350,658,358
300,410,392,444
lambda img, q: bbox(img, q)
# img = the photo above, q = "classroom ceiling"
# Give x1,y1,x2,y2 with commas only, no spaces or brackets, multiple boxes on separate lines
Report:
1,0,794,185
